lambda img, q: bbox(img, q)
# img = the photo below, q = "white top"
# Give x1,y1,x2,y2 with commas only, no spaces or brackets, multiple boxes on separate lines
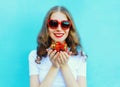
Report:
29,50,87,87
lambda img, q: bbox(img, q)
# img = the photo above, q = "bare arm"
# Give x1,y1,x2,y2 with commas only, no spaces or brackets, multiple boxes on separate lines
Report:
77,76,87,87
30,65,59,87
61,64,86,87
30,50,60,87
59,51,86,87
60,64,80,87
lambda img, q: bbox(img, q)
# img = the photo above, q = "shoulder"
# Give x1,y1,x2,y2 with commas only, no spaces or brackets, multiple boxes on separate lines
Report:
28,50,37,61
73,49,87,62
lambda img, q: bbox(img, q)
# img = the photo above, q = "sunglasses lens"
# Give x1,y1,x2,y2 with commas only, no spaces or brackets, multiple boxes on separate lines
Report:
61,21,71,29
48,20,58,29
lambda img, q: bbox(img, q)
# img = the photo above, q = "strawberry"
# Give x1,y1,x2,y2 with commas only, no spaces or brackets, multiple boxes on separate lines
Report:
50,41,68,52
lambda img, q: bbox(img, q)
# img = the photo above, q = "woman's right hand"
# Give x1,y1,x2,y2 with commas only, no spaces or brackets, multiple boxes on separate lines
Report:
46,49,60,68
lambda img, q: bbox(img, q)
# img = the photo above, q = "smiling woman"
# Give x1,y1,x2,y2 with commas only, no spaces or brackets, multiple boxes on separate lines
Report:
28,6,87,87
48,12,70,43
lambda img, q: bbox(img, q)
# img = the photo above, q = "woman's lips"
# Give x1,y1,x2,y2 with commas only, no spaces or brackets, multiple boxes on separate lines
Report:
54,33,64,38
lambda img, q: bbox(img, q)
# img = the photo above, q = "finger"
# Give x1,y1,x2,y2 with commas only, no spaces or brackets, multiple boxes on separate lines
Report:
46,48,48,52
52,52,59,61
49,50,57,60
68,51,72,56
61,51,68,59
57,57,62,64
62,52,69,63
59,51,66,64
47,49,53,56
64,51,70,59
62,52,69,64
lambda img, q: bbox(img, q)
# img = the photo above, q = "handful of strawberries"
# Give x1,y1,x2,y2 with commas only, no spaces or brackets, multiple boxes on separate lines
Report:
50,42,68,52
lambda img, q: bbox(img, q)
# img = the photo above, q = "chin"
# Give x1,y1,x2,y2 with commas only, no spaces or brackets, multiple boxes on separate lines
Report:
54,39,64,43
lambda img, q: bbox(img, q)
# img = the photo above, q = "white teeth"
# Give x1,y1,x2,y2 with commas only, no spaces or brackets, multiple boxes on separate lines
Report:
54,33,64,36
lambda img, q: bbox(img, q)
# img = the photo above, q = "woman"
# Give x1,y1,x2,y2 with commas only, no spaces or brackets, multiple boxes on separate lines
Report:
29,6,87,87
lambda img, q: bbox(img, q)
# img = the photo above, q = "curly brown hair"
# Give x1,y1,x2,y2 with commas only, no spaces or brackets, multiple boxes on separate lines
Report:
35,6,84,64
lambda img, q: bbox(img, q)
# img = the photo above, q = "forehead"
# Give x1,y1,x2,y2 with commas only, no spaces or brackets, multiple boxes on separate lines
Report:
50,12,68,21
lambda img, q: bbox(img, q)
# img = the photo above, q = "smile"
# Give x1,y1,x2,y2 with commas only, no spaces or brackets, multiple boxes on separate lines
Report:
54,33,64,38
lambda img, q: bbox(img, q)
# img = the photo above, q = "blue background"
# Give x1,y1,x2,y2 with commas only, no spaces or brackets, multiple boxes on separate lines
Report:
0,0,120,87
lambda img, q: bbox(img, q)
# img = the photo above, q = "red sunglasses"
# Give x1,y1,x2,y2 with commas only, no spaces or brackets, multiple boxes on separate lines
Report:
47,19,71,30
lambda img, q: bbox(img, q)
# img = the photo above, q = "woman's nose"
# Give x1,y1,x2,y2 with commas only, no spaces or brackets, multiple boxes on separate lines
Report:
56,24,62,30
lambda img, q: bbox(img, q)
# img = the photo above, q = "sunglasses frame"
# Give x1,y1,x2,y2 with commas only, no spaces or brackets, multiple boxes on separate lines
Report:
47,19,71,30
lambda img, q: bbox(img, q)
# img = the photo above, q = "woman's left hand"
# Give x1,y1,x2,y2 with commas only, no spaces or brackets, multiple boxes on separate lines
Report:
57,51,72,68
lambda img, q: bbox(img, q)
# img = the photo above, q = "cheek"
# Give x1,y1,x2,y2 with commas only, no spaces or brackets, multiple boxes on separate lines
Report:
48,29,54,37
65,30,70,36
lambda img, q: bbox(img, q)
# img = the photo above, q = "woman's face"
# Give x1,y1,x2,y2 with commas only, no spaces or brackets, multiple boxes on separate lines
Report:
48,12,70,43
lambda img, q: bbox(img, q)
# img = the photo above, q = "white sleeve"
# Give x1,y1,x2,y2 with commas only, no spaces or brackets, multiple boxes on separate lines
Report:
76,55,87,77
28,50,39,76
